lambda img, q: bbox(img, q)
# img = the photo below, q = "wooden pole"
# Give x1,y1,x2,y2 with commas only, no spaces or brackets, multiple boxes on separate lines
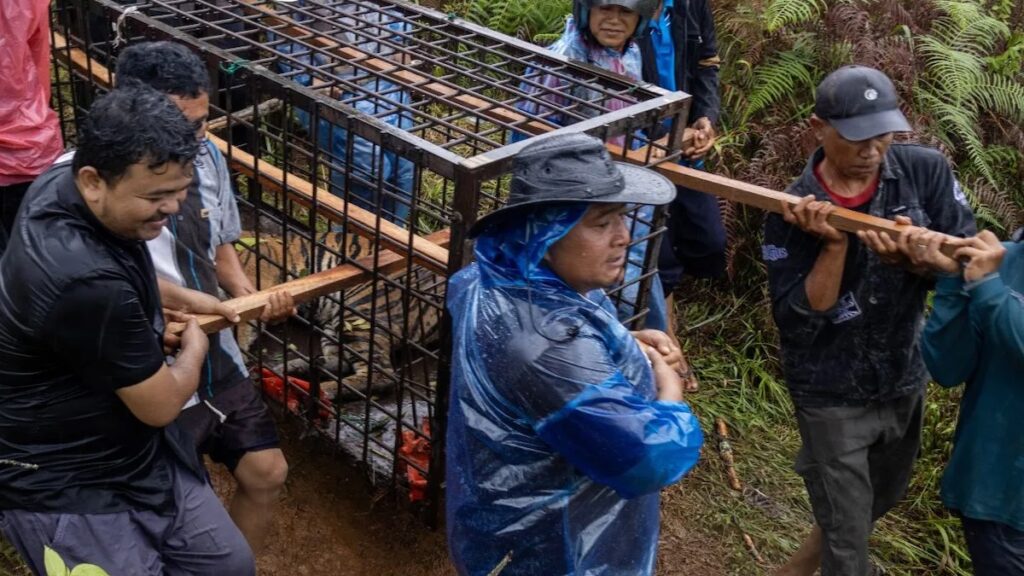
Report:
170,230,450,334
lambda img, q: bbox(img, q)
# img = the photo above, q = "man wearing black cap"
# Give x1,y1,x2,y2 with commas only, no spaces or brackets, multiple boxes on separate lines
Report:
763,66,976,576
445,133,704,575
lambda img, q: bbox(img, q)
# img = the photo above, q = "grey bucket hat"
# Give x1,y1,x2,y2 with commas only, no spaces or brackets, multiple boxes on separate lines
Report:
469,133,676,237
814,65,912,141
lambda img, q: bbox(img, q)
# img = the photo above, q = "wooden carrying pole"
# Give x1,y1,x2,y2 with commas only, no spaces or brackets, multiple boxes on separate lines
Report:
183,230,450,334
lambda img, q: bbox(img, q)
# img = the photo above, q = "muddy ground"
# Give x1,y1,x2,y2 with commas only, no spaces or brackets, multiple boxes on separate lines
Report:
220,417,730,576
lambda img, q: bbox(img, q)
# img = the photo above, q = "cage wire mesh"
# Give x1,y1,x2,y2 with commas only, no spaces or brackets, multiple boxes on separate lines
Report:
50,0,691,520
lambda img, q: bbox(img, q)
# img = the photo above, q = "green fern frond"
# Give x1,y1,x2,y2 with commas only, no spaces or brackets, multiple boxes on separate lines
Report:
742,45,816,121
762,0,825,33
917,90,997,186
967,76,1024,122
930,0,1009,53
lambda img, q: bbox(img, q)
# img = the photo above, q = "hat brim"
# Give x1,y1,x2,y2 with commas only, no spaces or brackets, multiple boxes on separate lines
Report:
468,161,677,237
829,108,912,141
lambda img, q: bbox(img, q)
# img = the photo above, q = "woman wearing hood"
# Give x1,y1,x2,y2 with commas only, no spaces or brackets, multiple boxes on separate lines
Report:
445,133,704,576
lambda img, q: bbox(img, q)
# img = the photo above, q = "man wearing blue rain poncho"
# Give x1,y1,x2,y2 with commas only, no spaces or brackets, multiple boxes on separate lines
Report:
446,133,704,575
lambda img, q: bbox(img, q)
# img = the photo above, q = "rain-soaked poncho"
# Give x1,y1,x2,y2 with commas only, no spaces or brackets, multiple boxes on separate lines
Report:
446,204,703,576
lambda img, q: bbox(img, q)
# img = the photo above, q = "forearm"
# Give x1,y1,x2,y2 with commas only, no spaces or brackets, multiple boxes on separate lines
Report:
804,240,848,311
922,275,976,386
166,344,205,408
969,273,1024,360
158,277,195,310
215,243,255,298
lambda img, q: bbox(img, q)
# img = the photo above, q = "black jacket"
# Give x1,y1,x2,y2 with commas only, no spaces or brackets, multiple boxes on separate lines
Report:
762,144,977,407
637,0,721,125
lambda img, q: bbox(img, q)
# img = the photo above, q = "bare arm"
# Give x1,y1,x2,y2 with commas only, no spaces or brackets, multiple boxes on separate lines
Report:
214,243,296,323
115,317,208,427
782,196,849,311
157,277,241,323
215,243,255,298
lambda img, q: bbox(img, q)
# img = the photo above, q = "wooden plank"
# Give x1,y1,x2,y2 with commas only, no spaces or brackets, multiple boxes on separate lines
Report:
605,144,962,256
176,230,451,334
205,133,449,274
51,32,451,275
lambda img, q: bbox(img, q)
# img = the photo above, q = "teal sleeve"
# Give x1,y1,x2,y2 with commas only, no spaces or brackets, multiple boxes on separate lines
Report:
922,275,978,387
968,271,1024,365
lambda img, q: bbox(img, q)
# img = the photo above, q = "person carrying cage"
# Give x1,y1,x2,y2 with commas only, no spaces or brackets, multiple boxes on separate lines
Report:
114,40,294,553
0,85,254,576
445,132,704,576
910,224,1024,576
638,0,728,369
764,65,977,576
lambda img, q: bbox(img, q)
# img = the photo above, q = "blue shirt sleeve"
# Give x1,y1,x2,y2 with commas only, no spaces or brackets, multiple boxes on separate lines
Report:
967,268,1024,364
921,275,978,387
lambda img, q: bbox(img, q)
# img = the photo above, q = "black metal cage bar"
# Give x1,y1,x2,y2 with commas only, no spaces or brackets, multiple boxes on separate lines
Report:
50,0,691,523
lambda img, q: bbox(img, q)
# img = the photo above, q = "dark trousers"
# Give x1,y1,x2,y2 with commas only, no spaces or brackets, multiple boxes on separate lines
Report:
962,516,1024,576
657,185,727,293
794,390,924,576
0,182,31,256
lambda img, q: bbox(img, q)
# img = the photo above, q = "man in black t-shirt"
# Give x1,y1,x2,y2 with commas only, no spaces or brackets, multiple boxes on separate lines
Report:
0,86,254,575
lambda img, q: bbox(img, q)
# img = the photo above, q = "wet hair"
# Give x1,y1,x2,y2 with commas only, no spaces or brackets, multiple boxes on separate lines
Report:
73,85,200,184
114,41,209,98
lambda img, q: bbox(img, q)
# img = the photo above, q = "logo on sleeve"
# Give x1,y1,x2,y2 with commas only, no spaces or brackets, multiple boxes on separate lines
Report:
829,292,862,324
952,180,969,207
762,244,789,262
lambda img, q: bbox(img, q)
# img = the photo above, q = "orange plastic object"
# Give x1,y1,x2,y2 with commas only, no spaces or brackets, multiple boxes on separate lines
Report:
399,419,431,502
260,367,330,421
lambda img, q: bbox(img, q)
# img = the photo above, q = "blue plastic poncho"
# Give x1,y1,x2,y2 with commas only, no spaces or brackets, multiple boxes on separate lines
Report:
445,205,704,576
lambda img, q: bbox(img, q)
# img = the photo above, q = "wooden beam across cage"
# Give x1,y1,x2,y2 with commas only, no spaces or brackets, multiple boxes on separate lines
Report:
51,32,451,277
185,229,450,334
605,144,962,256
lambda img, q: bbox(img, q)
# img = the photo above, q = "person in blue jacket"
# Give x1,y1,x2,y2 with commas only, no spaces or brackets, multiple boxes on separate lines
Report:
273,0,414,225
445,132,704,576
911,226,1024,575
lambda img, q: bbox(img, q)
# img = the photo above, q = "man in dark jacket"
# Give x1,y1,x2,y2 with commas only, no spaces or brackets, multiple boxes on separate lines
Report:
763,66,976,576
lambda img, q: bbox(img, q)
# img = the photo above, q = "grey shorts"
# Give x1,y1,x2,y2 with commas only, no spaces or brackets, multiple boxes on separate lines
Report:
0,458,254,576
794,389,924,576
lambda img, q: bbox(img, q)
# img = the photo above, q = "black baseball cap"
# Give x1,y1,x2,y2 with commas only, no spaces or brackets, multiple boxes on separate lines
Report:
469,133,676,237
814,65,912,141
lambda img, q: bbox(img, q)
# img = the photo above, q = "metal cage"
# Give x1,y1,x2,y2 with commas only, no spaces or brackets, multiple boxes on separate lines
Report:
49,0,691,523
